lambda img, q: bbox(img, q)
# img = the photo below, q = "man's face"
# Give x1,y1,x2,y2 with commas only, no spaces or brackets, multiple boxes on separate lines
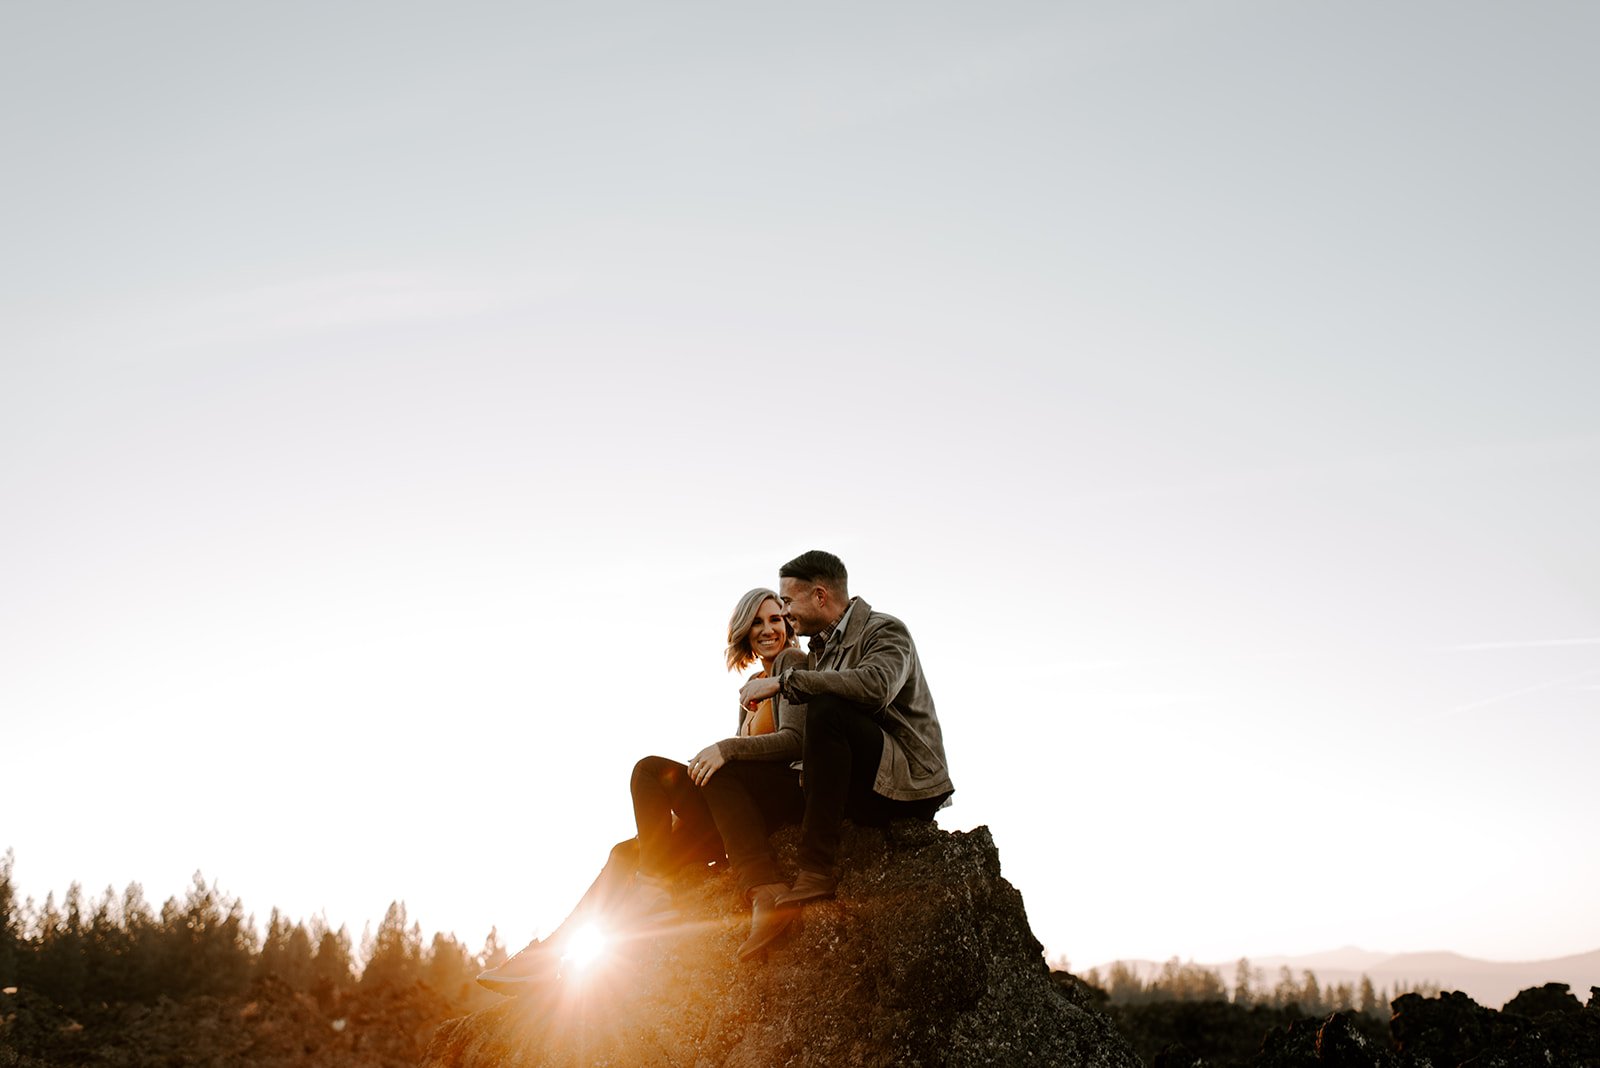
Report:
778,576,829,637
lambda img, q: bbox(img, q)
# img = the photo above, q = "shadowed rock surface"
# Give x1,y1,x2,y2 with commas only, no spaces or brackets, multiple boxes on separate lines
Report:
1391,990,1528,1066
0,974,449,1067
422,822,1139,1068
1241,986,1600,1068
1501,981,1583,1020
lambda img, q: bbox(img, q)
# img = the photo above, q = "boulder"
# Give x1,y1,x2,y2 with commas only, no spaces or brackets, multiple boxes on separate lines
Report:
1390,990,1525,1067
1460,993,1600,1068
1255,1015,1323,1067
423,822,1139,1068
1501,982,1583,1019
1313,1012,1394,1068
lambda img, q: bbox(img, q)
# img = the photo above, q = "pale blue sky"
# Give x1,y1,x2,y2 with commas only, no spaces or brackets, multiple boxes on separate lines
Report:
3,1,1596,969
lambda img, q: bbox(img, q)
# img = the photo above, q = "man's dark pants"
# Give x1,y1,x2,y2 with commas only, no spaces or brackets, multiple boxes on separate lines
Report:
796,693,947,876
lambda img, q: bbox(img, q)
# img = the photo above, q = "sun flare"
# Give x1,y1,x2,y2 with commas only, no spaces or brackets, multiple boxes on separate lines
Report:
560,923,609,972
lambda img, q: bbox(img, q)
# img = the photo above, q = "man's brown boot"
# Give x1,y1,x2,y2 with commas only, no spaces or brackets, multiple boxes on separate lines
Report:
774,868,837,907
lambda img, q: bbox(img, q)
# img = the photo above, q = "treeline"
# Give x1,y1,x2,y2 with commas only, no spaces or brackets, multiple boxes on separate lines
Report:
1087,957,1442,1017
0,850,507,1011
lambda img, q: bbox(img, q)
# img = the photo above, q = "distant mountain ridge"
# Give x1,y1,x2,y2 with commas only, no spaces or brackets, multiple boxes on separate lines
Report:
1086,946,1600,1011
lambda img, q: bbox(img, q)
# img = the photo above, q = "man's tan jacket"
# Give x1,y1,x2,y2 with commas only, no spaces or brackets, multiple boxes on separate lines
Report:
783,597,954,803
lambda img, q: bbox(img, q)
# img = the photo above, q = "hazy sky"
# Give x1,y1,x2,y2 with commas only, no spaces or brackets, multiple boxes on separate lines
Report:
3,2,1597,971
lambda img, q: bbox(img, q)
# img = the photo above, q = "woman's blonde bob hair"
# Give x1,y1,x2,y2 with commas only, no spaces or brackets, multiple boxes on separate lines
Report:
726,587,796,672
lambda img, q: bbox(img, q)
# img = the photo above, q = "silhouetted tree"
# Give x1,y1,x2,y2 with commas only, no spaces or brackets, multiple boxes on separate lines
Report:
117,881,159,1000
362,901,423,989
310,918,355,1007
1149,957,1226,1002
31,887,88,1006
422,932,477,1000
0,849,18,986
155,872,253,998
480,926,507,971
258,908,314,988
1300,970,1323,1014
1271,966,1299,1010
82,885,131,1003
1359,974,1380,1018
1232,957,1253,1006
1103,961,1149,1004
283,921,314,989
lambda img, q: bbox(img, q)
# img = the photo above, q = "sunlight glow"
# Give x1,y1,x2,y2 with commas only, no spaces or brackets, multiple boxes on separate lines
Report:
560,923,609,973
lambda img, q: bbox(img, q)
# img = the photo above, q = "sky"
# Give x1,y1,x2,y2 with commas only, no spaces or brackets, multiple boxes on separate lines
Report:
2,1,1597,971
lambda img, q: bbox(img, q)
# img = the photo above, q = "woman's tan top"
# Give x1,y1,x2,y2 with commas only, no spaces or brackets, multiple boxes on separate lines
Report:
740,678,777,737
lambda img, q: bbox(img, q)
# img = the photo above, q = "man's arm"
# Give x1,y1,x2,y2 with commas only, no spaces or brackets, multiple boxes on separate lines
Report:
782,619,913,714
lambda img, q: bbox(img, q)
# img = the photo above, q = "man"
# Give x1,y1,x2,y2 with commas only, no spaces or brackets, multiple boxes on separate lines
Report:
735,549,954,957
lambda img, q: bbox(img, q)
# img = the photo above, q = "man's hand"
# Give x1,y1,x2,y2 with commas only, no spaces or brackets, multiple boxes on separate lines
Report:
739,675,782,709
687,744,726,786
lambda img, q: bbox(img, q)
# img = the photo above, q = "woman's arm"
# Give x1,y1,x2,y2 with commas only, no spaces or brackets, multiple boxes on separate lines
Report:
710,647,807,762
690,679,805,785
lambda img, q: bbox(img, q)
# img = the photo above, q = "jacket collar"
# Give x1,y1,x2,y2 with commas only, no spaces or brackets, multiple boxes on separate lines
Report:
831,596,871,654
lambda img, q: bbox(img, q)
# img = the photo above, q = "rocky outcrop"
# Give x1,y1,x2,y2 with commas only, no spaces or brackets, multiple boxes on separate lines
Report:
1460,986,1600,1068
1391,990,1525,1065
1243,986,1600,1067
422,822,1139,1068
1501,981,1583,1020
0,973,447,1067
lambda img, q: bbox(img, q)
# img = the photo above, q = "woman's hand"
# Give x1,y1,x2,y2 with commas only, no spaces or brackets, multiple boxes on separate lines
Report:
687,744,726,786
739,675,782,709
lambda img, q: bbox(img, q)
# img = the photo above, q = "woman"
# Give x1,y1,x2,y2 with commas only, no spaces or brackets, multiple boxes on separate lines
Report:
477,588,805,994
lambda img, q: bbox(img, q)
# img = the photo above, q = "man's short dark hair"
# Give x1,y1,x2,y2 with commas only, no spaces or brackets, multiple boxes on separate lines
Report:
780,550,849,595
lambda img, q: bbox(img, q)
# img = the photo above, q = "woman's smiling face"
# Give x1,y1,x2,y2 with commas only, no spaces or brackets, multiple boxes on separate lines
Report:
748,597,788,664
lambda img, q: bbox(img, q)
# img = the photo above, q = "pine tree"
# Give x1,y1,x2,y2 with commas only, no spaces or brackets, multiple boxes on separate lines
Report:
0,850,18,987
1104,961,1147,1005
118,882,157,1001
282,922,314,990
362,901,422,989
479,927,507,970
33,885,88,1006
1300,970,1323,1014
83,885,129,1004
1233,957,1253,1005
1272,966,1298,1010
160,872,252,998
423,932,475,1001
1358,975,1381,1018
258,908,293,981
310,921,354,1007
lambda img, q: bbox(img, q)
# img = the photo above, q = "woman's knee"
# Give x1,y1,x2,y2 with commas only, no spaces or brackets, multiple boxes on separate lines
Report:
632,754,684,792
607,837,641,869
699,764,741,802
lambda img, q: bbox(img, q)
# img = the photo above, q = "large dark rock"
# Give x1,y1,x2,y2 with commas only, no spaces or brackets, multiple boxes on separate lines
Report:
422,822,1139,1068
1313,1013,1394,1068
1255,1015,1323,1067
1108,999,1376,1068
1501,982,1583,1019
1390,990,1526,1067
1460,992,1600,1068
1253,1014,1397,1068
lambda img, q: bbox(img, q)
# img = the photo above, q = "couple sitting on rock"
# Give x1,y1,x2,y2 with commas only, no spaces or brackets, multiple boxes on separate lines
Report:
477,549,955,994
